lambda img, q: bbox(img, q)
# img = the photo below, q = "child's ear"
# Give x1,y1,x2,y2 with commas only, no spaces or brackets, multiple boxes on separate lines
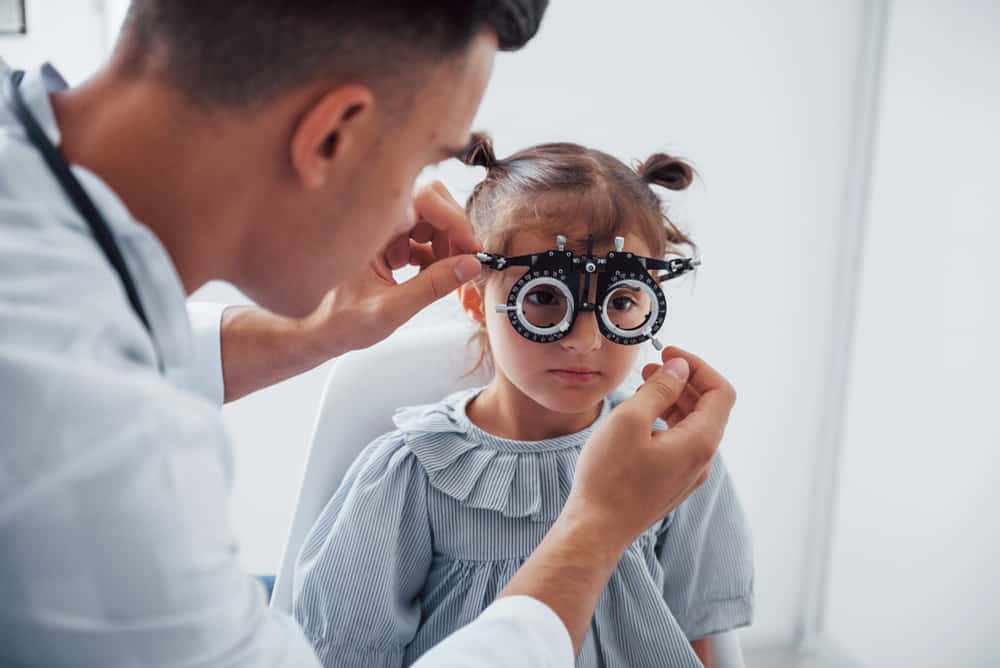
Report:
458,283,486,325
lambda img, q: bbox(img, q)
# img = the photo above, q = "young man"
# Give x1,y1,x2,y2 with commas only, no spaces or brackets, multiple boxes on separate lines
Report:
0,2,736,666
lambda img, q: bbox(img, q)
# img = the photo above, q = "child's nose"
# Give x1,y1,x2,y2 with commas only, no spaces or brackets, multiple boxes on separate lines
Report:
558,310,602,353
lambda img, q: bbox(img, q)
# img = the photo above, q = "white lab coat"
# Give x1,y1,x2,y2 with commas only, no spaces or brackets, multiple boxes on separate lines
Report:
0,63,572,667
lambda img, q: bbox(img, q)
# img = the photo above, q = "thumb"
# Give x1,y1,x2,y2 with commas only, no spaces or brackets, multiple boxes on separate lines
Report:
625,357,691,423
387,254,482,321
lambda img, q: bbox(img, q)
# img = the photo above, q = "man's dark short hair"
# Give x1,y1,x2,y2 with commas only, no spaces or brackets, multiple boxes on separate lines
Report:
122,1,549,108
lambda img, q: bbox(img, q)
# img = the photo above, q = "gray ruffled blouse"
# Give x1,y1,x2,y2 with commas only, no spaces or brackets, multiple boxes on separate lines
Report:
293,387,753,667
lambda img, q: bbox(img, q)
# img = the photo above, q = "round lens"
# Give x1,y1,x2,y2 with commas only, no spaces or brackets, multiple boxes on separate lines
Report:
603,281,654,332
521,282,570,329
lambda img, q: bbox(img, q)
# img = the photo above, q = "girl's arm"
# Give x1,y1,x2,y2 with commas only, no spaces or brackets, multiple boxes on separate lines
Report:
292,435,433,668
691,638,712,668
655,454,754,650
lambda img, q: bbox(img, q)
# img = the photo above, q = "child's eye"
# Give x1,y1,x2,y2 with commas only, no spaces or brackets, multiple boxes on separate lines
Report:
526,289,562,307
610,296,637,311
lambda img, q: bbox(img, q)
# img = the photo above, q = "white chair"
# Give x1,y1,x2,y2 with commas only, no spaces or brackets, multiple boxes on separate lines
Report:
271,324,745,667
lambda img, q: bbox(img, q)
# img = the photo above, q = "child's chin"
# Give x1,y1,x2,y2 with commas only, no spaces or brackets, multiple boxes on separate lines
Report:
533,380,609,411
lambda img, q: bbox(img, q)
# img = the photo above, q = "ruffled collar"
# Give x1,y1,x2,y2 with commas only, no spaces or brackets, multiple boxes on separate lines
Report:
394,387,611,452
391,387,614,521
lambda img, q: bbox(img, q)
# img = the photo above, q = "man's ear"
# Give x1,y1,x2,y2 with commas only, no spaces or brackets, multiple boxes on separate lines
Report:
291,84,374,189
458,282,486,325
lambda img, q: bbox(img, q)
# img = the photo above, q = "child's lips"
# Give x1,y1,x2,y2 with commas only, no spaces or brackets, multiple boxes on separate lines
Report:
548,369,602,384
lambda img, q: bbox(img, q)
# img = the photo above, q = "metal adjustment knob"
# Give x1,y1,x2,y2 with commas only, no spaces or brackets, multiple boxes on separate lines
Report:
556,234,567,251
640,327,664,350
614,236,625,252
495,304,515,313
585,261,597,273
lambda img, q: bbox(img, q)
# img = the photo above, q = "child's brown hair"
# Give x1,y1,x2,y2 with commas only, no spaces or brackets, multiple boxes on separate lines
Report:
460,133,697,374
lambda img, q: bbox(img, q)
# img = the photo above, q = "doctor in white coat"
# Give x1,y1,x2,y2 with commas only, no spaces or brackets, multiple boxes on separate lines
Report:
0,2,737,666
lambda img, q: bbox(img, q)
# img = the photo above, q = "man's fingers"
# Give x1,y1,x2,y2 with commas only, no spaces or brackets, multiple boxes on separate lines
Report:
664,406,683,428
371,249,396,283
642,362,698,425
661,408,727,467
661,346,735,402
385,234,412,270
622,357,691,424
663,386,698,426
412,181,479,254
663,387,698,427
658,347,736,422
410,221,435,244
408,240,435,270
639,349,734,471
648,416,719,475
430,223,451,262
380,254,482,325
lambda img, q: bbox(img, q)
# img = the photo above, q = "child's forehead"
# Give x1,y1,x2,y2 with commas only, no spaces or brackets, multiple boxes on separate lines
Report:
504,226,653,257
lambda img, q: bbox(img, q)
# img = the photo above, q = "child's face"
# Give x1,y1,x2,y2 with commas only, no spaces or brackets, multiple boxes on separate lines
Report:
468,227,652,415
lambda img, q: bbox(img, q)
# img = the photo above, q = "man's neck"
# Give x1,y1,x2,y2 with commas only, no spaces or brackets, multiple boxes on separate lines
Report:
47,66,261,294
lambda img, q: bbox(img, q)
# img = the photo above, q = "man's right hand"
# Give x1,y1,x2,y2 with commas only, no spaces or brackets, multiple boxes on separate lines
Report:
498,346,736,653
566,346,737,551
217,181,481,402
297,180,482,361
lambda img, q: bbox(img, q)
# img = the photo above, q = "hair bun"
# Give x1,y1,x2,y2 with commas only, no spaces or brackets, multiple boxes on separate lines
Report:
461,132,500,170
636,153,694,191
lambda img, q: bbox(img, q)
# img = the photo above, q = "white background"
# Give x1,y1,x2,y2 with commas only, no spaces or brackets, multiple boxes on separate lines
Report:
823,1,1000,666
3,1,997,664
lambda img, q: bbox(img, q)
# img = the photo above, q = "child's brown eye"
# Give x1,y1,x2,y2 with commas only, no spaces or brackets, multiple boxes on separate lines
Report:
522,286,568,329
605,283,654,331
610,296,636,311
526,288,561,307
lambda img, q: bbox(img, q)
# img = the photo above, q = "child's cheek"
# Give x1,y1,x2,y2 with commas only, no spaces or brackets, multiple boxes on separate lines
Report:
496,325,550,385
484,309,525,370
607,344,642,386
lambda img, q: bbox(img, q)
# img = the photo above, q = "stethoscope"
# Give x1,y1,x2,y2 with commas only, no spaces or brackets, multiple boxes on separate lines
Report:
3,70,162,371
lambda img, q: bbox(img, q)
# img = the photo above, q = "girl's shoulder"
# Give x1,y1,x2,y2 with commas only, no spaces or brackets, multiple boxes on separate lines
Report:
341,387,482,494
390,386,481,433
386,386,483,470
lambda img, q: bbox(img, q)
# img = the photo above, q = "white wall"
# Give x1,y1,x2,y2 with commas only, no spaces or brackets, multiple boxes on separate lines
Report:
824,1,1000,666
0,0,106,84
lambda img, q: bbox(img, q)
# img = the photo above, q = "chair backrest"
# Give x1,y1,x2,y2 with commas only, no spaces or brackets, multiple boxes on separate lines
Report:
271,324,490,613
269,323,743,667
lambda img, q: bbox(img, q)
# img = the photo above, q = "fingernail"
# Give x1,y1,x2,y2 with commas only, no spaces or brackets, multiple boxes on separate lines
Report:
663,357,690,381
454,256,482,283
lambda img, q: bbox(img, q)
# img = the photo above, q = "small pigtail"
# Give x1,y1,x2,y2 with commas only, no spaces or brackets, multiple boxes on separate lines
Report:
636,153,694,191
461,132,501,170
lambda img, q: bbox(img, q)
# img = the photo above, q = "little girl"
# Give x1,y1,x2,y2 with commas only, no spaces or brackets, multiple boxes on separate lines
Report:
292,135,753,667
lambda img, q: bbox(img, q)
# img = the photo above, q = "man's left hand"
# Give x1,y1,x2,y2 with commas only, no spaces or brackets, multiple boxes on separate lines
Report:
299,180,482,359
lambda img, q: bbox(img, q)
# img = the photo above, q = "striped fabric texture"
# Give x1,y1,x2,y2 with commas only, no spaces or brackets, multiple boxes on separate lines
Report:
293,387,754,667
